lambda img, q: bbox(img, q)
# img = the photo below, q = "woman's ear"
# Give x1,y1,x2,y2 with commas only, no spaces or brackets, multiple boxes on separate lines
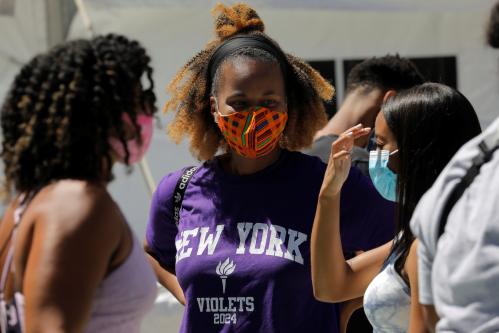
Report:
210,96,219,124
383,90,397,103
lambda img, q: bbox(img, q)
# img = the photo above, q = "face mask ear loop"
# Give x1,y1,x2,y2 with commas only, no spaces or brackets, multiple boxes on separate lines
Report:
370,149,382,167
213,97,221,117
389,149,399,156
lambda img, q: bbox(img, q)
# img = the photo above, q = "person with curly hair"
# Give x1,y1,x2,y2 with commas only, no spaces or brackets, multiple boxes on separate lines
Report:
145,3,395,332
0,34,158,332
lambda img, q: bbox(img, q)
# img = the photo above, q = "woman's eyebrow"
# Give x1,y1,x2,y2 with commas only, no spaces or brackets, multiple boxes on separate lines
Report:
227,91,246,98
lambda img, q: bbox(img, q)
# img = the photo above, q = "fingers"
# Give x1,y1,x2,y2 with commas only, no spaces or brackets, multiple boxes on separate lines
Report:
354,127,372,139
326,146,351,167
333,150,350,160
341,124,371,140
330,124,371,156
343,124,364,134
332,133,354,154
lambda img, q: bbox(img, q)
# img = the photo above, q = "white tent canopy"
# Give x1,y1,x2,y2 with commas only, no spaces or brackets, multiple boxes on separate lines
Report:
83,0,496,12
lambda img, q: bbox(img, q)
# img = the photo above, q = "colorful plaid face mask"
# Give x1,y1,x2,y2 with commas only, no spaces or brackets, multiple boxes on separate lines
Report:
216,106,288,159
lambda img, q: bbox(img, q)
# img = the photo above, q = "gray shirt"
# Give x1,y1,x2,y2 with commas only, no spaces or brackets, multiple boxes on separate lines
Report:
410,117,499,332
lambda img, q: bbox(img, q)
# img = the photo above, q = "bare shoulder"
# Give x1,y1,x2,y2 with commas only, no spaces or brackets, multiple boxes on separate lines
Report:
30,180,122,242
408,240,419,262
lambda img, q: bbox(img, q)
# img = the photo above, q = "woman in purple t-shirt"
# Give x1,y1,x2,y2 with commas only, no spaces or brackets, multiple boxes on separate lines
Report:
144,3,344,332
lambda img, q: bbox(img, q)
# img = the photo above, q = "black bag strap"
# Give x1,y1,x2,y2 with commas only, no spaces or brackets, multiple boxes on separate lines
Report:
437,134,499,239
172,166,198,227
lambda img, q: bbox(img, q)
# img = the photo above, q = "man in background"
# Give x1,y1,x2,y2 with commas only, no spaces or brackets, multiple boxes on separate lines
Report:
306,55,425,176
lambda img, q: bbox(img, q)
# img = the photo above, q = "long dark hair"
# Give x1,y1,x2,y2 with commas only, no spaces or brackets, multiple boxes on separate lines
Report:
1,34,156,199
383,82,482,278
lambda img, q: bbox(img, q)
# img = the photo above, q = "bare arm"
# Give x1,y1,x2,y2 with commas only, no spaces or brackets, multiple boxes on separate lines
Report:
144,243,185,306
23,184,120,333
312,200,391,302
311,125,392,302
406,240,428,333
422,305,439,332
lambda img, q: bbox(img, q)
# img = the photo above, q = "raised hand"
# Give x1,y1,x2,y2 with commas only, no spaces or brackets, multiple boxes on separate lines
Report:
320,124,371,197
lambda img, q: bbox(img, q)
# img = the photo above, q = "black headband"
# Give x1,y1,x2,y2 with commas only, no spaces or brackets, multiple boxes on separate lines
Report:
207,34,290,81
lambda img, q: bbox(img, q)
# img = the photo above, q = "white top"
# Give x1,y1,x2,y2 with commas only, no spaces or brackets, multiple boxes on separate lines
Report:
363,253,411,333
411,116,499,332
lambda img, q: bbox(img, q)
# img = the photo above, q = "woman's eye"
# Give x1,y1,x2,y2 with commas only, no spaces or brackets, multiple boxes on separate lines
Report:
262,100,278,108
230,101,248,110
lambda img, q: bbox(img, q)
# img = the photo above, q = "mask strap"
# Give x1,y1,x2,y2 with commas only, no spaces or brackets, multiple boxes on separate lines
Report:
213,97,220,114
213,98,228,120
389,149,399,156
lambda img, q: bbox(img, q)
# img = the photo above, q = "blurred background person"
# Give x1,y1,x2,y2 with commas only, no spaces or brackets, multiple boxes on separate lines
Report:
0,34,158,332
306,55,425,176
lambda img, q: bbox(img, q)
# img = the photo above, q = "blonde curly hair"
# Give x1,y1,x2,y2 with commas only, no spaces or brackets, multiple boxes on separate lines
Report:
165,3,334,160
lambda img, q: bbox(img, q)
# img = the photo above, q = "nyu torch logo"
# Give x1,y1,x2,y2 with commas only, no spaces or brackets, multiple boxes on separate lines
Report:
216,258,236,294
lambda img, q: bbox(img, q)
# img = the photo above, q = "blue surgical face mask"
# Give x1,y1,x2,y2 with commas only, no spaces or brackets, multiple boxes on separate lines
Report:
369,149,399,202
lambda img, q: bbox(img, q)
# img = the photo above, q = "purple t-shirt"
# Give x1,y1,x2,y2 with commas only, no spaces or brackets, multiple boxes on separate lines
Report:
146,150,394,333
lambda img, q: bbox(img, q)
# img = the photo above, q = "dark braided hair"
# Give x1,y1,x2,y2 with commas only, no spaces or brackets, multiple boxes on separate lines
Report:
1,34,156,200
165,3,334,160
